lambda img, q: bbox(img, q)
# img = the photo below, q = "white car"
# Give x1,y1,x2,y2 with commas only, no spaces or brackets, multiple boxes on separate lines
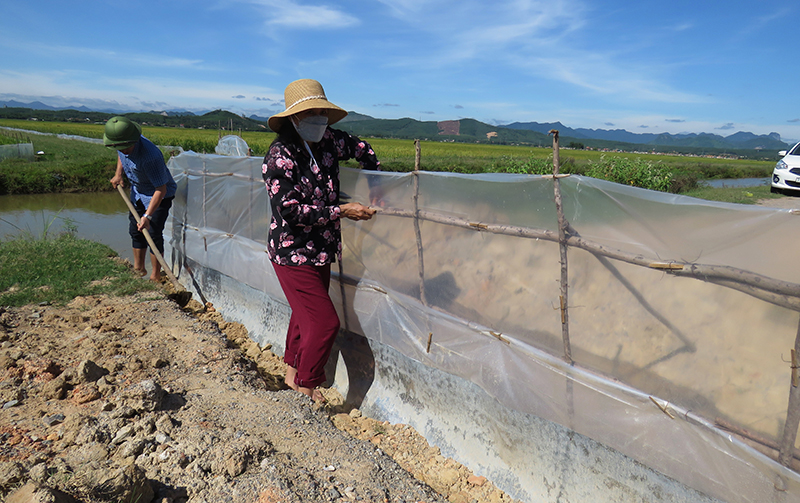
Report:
772,141,800,194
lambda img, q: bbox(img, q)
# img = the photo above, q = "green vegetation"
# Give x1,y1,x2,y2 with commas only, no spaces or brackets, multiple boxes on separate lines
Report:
0,127,175,195
0,230,157,307
585,155,673,192
0,118,778,201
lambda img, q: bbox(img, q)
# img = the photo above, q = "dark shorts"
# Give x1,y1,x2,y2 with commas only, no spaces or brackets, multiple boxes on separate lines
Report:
129,197,173,254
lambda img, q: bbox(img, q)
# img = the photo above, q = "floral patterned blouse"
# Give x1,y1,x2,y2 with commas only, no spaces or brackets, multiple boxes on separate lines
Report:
262,127,381,266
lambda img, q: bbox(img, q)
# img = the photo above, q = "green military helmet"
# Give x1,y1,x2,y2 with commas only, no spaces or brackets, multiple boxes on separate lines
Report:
103,116,142,149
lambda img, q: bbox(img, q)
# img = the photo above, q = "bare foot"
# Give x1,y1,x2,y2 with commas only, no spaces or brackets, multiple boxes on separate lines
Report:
284,366,299,391
135,268,148,277
298,386,326,403
311,388,326,403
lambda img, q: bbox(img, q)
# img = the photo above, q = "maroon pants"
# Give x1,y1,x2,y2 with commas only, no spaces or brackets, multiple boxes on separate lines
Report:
272,262,340,389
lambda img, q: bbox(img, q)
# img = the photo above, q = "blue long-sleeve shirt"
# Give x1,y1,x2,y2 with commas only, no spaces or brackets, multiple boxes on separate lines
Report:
118,136,177,207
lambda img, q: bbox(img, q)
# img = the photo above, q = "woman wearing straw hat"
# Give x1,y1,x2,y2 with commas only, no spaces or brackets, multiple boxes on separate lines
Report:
263,79,381,402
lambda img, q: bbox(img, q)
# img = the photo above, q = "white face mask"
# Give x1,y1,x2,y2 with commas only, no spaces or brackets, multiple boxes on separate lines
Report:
292,115,328,143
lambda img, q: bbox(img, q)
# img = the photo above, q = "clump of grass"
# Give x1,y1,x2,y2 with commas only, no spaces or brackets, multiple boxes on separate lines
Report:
0,232,157,306
680,184,779,204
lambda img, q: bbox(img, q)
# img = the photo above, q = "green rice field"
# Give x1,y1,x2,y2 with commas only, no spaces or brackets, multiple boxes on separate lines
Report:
0,118,780,201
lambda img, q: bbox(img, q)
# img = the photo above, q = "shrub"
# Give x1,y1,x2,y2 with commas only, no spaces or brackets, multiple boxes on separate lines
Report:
585,155,674,193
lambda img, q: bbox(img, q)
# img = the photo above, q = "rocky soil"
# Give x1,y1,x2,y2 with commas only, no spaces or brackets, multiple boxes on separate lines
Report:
0,289,520,503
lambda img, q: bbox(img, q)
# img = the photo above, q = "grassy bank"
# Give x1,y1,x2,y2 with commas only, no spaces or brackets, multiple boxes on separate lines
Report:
0,128,173,195
0,230,157,306
682,183,780,204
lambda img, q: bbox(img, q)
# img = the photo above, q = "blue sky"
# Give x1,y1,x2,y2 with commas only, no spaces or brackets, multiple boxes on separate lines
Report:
1,0,798,141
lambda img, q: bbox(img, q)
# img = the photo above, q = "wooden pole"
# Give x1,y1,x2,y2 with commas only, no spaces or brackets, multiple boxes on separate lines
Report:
413,139,427,307
550,129,573,364
779,316,800,467
116,185,183,291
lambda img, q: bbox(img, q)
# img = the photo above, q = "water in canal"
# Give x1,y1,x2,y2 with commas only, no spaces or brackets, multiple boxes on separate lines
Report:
0,191,133,262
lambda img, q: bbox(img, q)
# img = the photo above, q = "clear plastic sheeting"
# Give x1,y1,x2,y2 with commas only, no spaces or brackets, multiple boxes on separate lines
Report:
0,143,34,161
214,135,250,156
167,151,800,503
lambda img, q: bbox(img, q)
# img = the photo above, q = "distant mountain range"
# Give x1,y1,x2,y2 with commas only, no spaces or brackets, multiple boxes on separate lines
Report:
0,99,201,117
0,99,788,156
503,121,787,151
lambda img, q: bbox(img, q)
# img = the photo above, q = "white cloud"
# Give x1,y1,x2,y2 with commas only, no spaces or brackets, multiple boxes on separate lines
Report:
0,38,203,69
236,0,359,28
0,69,283,112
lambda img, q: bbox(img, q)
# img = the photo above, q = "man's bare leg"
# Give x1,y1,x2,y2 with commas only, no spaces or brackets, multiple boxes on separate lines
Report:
133,248,147,277
149,252,162,282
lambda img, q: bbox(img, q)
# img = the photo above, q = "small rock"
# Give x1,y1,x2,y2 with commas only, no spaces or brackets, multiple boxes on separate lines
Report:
77,359,109,383
152,357,169,369
111,425,135,445
326,487,341,499
0,354,15,370
449,491,476,503
155,415,174,435
43,413,66,427
43,375,69,400
28,463,48,484
155,432,171,444
96,375,115,394
122,379,165,412
4,482,79,503
71,383,101,404
349,409,362,418
118,438,148,458
3,399,19,408
467,475,487,486
423,466,461,495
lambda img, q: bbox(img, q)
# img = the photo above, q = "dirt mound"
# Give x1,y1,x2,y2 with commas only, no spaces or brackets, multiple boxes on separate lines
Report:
0,293,518,503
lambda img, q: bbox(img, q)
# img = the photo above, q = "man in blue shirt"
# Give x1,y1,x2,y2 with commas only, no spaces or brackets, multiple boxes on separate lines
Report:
105,116,177,281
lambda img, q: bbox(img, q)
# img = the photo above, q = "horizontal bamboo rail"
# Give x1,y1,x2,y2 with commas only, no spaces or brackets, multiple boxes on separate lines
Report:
374,206,800,310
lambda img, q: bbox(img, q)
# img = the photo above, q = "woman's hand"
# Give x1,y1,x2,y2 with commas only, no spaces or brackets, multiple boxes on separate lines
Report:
340,202,376,221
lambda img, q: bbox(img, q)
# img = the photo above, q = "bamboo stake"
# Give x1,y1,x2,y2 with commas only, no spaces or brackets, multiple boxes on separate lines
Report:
413,139,427,307
549,130,572,364
779,316,800,467
338,259,349,332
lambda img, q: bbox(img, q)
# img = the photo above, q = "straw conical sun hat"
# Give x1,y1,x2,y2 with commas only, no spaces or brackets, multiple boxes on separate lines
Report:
268,79,347,132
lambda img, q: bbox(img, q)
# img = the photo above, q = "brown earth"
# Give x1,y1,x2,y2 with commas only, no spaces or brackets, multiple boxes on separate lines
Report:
756,194,800,210
0,285,520,503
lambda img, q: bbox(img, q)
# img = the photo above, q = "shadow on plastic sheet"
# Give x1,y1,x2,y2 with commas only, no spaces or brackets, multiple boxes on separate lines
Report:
325,329,376,410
